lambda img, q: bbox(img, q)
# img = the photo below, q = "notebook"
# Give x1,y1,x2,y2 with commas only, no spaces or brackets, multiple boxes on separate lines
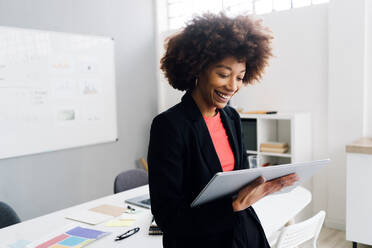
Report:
148,217,163,236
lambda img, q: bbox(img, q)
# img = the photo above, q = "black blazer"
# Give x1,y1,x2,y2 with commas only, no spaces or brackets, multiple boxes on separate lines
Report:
148,91,270,248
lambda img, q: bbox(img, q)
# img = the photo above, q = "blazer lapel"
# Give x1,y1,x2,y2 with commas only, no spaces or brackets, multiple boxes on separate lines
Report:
220,108,240,170
181,92,242,174
193,119,223,175
181,92,222,176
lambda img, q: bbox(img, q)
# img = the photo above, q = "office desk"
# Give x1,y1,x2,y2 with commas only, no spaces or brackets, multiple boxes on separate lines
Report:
0,185,311,247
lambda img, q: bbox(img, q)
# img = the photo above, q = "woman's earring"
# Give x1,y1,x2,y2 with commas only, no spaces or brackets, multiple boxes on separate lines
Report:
195,78,198,87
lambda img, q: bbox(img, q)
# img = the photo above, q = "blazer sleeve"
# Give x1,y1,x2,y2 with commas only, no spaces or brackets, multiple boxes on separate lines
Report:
147,114,235,237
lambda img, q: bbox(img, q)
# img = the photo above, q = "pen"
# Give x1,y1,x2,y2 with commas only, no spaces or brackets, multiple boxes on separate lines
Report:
115,227,140,241
126,205,136,213
127,205,136,211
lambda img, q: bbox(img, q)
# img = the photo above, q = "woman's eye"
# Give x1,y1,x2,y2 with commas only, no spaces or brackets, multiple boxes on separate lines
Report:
237,77,243,81
218,74,229,78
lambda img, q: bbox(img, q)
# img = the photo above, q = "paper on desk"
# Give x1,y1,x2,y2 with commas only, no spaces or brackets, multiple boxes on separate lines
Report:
89,204,125,217
8,240,31,248
65,210,111,225
66,226,108,239
104,219,135,227
25,224,110,248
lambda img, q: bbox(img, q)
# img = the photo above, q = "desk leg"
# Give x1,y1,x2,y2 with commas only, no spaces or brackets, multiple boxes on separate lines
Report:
352,241,357,248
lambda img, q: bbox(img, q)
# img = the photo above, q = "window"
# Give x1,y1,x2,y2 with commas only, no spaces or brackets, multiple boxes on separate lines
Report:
166,0,330,30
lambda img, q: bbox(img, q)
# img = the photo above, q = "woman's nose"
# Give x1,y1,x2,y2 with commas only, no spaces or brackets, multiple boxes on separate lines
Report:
227,78,239,92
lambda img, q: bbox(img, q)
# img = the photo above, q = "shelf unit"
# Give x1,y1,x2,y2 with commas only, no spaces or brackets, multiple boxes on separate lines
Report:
240,113,312,167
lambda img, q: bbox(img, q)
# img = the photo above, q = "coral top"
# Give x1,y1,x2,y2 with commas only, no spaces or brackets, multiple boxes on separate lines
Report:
204,112,235,172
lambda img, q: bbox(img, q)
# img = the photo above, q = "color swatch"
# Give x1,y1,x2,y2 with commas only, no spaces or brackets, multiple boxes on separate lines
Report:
66,226,106,239
33,226,109,248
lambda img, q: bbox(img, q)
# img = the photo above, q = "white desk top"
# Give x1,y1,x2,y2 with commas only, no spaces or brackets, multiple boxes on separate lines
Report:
0,185,311,247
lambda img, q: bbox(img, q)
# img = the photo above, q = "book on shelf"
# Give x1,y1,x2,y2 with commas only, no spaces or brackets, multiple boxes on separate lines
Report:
260,142,289,154
260,146,288,153
260,142,288,149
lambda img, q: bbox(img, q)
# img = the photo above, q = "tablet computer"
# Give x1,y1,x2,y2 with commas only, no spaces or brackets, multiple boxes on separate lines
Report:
191,159,330,208
125,194,151,209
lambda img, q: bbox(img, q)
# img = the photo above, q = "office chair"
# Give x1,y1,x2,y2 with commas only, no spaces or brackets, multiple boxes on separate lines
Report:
269,210,326,248
114,169,148,194
0,201,21,229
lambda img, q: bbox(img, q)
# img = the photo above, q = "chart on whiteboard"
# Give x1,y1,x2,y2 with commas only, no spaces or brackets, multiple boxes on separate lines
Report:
0,26,117,160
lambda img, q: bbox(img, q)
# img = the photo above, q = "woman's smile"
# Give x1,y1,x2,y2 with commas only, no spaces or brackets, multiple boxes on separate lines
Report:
192,56,246,117
214,90,231,102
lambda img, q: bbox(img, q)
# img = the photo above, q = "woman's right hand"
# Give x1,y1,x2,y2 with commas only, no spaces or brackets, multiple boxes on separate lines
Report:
232,174,299,212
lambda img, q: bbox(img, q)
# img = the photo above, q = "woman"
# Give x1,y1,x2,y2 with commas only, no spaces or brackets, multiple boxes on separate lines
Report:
148,13,298,248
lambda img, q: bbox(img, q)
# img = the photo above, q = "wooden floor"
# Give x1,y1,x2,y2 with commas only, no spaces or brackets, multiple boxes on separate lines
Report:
300,227,371,248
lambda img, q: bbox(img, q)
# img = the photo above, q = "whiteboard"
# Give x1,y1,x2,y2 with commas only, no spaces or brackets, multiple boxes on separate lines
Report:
0,26,117,160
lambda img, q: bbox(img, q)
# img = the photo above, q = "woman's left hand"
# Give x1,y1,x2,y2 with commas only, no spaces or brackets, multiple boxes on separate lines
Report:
232,174,299,212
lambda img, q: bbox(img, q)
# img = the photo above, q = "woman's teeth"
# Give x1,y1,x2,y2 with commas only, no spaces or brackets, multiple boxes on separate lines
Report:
216,91,229,99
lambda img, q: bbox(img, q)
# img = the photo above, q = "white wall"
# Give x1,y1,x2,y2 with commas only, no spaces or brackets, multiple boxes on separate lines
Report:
365,0,372,137
232,4,329,218
0,0,157,221
327,0,368,229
